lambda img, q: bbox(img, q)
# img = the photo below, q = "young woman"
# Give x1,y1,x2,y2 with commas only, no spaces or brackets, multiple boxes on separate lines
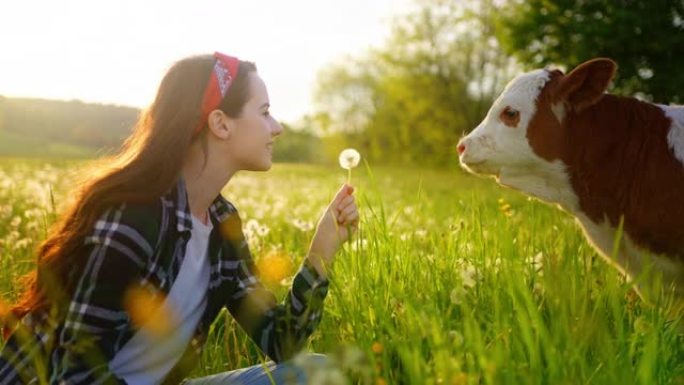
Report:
0,52,359,384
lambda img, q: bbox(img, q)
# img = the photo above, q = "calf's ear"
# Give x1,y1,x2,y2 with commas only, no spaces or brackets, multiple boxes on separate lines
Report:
553,58,617,112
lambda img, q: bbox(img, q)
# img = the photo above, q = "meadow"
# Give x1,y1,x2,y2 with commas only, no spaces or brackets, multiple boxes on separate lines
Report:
0,158,682,384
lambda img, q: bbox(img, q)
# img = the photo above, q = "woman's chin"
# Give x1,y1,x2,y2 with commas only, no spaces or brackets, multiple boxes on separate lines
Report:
247,160,272,172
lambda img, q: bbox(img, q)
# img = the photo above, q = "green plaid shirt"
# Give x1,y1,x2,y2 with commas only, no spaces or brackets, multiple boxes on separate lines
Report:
0,178,329,384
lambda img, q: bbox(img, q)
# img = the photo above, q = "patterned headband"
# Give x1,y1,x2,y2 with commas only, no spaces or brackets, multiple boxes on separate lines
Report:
195,52,240,135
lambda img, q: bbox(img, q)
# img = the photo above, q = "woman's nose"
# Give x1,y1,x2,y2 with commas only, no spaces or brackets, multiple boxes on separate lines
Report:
272,120,283,136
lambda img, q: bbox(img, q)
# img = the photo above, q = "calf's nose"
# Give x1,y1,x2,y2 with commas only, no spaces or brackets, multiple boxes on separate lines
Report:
457,140,466,155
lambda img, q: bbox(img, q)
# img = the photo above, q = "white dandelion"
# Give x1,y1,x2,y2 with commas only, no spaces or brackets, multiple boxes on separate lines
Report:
460,265,477,288
338,148,361,184
292,218,314,232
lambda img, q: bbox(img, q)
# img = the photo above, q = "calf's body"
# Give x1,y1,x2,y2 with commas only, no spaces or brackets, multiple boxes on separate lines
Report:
458,58,684,305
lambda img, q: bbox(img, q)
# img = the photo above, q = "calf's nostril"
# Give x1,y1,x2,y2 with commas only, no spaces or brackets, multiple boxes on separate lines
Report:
457,143,466,154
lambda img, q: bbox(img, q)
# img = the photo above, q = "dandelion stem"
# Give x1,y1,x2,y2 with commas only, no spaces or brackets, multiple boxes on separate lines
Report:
347,168,352,185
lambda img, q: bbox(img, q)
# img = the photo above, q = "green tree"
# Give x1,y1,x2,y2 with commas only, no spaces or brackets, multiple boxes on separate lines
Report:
272,122,326,163
496,0,684,103
313,0,517,166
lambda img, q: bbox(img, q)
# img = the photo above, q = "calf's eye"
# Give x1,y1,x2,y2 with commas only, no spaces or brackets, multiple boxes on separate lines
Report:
500,106,520,127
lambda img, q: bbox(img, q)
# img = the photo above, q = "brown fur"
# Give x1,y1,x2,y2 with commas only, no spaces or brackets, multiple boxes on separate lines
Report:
527,62,684,262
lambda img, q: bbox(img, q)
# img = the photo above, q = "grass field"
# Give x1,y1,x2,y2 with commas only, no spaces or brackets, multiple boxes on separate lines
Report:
0,158,682,384
0,132,98,159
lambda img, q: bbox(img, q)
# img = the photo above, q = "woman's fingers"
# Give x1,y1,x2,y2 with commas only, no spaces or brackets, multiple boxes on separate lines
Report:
330,185,353,219
337,203,359,225
341,210,359,227
332,184,353,206
337,203,356,220
336,195,355,213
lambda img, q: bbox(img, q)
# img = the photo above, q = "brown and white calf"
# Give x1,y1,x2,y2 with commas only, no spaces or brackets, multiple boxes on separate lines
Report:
457,58,684,307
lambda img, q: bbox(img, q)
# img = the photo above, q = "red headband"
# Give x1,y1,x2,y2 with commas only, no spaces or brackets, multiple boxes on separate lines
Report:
195,52,240,135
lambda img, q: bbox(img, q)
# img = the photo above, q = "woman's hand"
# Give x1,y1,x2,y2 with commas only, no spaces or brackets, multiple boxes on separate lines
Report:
307,184,359,278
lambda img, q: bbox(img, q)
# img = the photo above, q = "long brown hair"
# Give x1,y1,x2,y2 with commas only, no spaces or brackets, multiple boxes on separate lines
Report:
5,54,257,324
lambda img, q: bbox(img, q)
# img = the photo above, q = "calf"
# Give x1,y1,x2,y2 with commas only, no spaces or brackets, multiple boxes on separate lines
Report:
457,58,684,307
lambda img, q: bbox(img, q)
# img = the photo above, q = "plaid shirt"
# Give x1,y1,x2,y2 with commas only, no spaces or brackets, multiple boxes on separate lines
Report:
0,178,329,385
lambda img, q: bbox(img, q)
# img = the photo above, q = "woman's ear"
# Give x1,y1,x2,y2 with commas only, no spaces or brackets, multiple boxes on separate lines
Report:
207,109,233,140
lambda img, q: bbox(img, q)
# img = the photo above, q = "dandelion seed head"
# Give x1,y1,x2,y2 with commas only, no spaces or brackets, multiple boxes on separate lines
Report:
461,269,477,288
338,148,361,170
13,238,32,251
257,225,270,237
527,252,544,274
10,216,22,228
459,261,479,288
292,218,314,232
450,287,465,305
448,330,464,347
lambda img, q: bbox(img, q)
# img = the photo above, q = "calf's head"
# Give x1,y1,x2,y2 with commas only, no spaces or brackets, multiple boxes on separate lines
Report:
457,58,617,203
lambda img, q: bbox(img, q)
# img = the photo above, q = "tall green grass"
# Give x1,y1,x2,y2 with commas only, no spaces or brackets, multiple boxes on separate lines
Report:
0,158,681,384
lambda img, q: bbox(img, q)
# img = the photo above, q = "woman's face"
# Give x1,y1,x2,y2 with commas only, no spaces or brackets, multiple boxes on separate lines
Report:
227,72,283,171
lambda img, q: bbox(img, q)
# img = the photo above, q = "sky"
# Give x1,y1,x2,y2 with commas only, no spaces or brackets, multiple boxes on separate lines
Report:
0,0,410,124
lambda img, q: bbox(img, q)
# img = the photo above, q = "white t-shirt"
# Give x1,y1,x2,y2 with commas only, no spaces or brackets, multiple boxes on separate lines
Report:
110,214,213,385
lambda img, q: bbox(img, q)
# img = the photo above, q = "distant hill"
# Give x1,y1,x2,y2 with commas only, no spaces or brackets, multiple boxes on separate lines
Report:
0,96,325,163
0,96,140,158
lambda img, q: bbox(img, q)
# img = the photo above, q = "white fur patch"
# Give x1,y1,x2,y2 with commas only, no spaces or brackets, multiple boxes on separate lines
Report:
575,213,684,300
503,69,551,100
659,104,684,165
461,70,579,211
460,70,550,167
498,159,579,213
551,102,566,123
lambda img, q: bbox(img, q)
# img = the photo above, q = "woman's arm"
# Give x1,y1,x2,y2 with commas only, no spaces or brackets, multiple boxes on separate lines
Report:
307,184,359,278
225,185,358,362
226,254,329,362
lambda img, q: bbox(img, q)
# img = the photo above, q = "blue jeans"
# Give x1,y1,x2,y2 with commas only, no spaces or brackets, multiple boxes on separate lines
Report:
182,354,327,385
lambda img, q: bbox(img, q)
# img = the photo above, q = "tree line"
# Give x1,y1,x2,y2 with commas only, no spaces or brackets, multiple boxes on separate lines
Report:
3,0,682,165
310,0,684,167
